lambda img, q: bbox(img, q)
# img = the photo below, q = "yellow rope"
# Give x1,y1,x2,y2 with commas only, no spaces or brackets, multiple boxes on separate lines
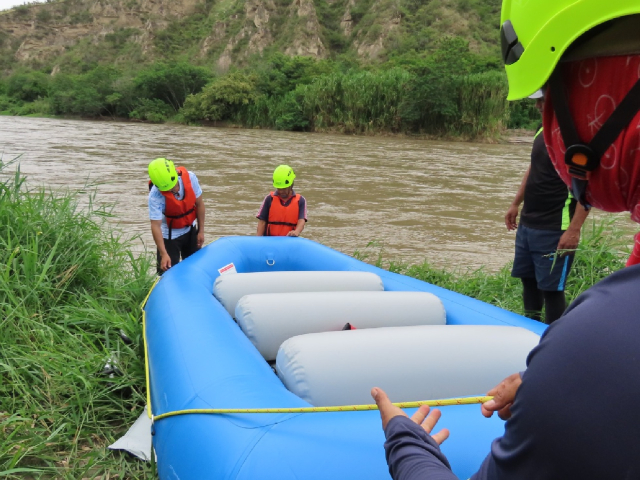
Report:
141,277,160,419
152,396,493,421
139,263,492,424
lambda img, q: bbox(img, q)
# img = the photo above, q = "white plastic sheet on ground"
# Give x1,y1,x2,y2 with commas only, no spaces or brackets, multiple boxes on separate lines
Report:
108,406,155,461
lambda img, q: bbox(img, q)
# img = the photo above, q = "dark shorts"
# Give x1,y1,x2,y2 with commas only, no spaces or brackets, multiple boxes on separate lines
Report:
511,224,574,291
156,226,200,275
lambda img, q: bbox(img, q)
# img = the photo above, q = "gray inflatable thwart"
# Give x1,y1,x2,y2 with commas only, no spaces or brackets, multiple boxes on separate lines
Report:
213,271,384,316
236,291,446,361
277,325,540,407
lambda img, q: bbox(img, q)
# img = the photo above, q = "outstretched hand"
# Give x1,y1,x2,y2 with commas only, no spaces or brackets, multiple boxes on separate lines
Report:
481,372,522,420
371,387,450,445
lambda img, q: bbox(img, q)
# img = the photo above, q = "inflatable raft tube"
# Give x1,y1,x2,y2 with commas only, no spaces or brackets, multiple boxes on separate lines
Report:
144,236,546,480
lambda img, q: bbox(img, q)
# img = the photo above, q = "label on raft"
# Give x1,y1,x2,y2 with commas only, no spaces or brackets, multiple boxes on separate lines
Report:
218,263,237,275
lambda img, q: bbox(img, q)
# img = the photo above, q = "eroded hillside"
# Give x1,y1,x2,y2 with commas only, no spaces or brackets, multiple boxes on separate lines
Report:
0,0,502,74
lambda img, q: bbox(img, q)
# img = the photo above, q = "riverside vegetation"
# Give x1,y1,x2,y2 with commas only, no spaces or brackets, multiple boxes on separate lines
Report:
0,42,540,139
1,156,630,477
0,0,541,139
0,159,156,478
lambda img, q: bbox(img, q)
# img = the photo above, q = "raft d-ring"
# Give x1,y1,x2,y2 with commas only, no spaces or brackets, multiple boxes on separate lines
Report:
266,259,275,266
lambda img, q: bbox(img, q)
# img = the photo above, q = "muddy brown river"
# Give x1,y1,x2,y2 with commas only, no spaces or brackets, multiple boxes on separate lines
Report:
1,116,630,271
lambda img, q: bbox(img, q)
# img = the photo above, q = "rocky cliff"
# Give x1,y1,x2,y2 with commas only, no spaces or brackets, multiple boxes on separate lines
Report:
0,0,501,74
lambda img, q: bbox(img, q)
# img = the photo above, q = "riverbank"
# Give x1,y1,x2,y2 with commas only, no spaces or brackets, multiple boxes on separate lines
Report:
0,157,629,476
0,159,155,478
1,50,541,142
0,109,536,147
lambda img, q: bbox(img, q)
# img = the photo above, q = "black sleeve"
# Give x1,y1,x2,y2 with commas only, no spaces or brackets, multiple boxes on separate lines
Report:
386,265,640,480
298,196,307,221
256,195,272,221
384,416,456,480
471,265,640,479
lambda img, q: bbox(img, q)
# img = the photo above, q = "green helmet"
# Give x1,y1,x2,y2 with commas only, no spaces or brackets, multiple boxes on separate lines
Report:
148,158,178,191
273,165,296,189
500,0,640,100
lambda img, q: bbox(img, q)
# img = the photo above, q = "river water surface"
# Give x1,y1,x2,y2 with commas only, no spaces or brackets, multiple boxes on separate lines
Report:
1,116,628,271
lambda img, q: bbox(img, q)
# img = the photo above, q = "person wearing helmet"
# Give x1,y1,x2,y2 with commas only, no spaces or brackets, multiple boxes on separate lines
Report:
148,158,205,274
256,165,307,237
372,4,640,480
505,92,589,325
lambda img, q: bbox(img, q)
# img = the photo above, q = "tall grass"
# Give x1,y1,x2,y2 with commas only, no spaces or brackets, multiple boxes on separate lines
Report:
1,149,627,477
0,159,155,478
196,67,510,138
373,218,629,318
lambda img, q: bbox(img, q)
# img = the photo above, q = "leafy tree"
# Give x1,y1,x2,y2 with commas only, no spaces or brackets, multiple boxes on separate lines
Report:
181,72,257,122
274,90,309,131
133,62,212,112
507,99,540,130
426,36,475,76
6,71,50,102
129,99,174,123
254,54,334,98
48,66,122,116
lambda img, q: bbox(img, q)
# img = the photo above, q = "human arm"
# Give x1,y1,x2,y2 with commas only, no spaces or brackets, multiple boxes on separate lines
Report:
505,167,530,230
148,190,171,271
287,196,307,236
257,219,267,236
372,387,454,480
287,218,306,237
256,195,271,236
195,195,205,248
556,202,589,253
150,220,171,271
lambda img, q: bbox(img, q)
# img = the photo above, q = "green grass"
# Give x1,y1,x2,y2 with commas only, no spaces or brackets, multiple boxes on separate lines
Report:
0,158,155,478
1,147,628,477
356,218,630,319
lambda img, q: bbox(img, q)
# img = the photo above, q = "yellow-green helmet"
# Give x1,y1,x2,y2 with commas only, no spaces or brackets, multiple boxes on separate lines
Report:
148,158,178,191
500,0,640,100
273,165,296,189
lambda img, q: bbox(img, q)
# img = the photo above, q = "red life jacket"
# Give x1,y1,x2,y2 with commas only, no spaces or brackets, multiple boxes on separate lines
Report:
267,192,300,236
148,166,197,239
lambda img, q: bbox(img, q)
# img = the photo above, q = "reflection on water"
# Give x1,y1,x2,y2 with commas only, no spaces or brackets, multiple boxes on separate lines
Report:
1,116,631,271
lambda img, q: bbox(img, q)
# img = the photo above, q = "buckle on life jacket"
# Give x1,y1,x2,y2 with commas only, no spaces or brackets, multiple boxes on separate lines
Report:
564,144,599,180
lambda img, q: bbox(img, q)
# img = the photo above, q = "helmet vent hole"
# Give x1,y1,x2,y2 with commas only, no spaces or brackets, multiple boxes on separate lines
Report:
551,46,556,52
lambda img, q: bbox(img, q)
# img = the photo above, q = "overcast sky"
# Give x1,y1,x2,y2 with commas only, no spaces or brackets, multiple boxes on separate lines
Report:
0,0,45,12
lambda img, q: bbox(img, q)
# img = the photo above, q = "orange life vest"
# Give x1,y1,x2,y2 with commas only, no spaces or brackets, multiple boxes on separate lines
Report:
148,166,197,239
267,192,300,236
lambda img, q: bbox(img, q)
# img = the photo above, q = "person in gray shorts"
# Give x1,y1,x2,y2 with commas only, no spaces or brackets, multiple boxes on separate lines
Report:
505,95,588,324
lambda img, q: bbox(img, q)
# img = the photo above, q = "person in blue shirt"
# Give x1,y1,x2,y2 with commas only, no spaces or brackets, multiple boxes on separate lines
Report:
372,3,640,479
148,158,205,274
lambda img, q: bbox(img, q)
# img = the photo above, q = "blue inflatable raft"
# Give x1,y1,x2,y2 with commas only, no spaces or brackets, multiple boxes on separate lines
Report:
143,237,546,479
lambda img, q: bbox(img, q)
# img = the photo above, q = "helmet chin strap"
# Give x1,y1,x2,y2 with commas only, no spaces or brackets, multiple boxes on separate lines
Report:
550,67,640,208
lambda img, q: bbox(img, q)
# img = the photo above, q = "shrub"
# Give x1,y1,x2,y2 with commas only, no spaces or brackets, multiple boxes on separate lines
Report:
6,71,50,103
16,98,52,116
274,90,309,131
129,98,173,122
133,62,211,112
181,72,257,122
